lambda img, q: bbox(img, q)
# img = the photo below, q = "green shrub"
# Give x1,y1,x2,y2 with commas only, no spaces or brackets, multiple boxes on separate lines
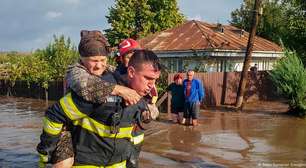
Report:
269,50,306,116
34,35,79,80
1,52,28,82
0,53,9,64
1,35,79,89
5,53,51,89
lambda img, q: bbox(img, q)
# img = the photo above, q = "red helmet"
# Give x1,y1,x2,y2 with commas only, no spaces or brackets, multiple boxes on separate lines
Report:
118,38,140,57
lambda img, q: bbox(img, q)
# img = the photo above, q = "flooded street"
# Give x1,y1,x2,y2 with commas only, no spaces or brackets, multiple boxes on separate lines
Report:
1,96,306,168
0,96,47,168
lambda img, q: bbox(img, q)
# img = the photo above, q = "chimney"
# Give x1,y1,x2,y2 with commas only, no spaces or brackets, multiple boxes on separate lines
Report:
217,23,224,33
240,29,245,37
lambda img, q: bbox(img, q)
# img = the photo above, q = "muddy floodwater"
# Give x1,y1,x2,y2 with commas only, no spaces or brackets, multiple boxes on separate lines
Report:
1,96,306,168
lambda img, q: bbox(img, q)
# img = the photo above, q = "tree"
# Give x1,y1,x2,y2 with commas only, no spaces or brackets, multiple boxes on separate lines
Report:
281,0,306,63
230,0,306,65
230,0,254,31
236,0,262,108
105,0,185,46
5,53,51,89
231,0,285,42
147,0,185,33
34,35,79,80
269,50,306,116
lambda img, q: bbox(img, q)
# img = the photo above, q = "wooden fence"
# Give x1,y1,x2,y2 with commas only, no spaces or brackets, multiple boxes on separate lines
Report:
0,80,64,100
0,71,278,105
167,71,278,107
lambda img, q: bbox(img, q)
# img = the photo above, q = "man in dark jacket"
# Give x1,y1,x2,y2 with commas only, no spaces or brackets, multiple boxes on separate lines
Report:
37,30,161,168
63,38,158,168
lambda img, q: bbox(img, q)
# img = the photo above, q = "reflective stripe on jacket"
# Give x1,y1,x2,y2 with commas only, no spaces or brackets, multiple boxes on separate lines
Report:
73,160,126,168
37,91,134,166
37,72,148,167
60,93,133,139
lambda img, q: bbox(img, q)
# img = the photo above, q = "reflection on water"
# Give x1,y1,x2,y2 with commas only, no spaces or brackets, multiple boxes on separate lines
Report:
1,96,306,168
169,126,202,152
143,112,306,167
0,96,50,168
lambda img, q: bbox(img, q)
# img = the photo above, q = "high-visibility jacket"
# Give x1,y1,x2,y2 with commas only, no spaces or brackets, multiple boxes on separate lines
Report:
37,72,148,167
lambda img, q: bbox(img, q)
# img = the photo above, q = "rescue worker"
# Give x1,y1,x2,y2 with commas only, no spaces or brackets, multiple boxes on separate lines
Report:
116,38,141,74
116,38,158,104
117,39,158,168
50,30,143,168
61,38,158,168
36,30,162,167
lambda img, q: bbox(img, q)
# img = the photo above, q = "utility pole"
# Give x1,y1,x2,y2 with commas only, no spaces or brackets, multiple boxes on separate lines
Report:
236,0,262,108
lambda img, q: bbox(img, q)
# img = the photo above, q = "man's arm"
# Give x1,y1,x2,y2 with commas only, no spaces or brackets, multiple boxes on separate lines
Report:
122,98,158,125
65,63,141,105
36,103,68,166
65,63,115,103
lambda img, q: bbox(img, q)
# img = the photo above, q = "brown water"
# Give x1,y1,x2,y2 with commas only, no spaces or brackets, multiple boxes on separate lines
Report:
0,96,47,168
1,96,306,168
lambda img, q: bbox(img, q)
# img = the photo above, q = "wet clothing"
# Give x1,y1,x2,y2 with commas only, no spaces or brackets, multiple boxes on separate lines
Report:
183,79,204,119
62,62,153,167
126,126,144,168
166,83,184,114
114,66,145,168
51,130,74,164
37,72,149,167
184,102,200,119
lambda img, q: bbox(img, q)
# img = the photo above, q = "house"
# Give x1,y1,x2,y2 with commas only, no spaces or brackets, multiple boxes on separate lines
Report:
138,20,283,72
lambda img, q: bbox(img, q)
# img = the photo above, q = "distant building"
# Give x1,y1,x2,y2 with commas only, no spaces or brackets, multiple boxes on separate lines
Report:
138,20,283,72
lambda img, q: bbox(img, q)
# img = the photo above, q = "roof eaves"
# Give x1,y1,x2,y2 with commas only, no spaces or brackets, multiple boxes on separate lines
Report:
153,48,283,54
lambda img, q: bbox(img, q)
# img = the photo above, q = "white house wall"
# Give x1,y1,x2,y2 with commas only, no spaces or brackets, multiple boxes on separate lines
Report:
160,56,279,72
157,50,282,72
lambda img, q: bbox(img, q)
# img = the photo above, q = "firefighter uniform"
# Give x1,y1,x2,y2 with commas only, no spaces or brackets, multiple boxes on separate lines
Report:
37,72,148,167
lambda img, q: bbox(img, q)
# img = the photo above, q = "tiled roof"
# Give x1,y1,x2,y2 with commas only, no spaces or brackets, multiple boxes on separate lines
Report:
138,20,282,52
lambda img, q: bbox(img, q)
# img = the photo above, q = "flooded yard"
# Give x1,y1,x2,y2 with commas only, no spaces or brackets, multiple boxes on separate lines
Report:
0,96,306,168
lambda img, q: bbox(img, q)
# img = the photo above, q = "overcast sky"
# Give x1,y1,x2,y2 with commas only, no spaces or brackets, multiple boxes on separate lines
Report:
0,0,243,52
